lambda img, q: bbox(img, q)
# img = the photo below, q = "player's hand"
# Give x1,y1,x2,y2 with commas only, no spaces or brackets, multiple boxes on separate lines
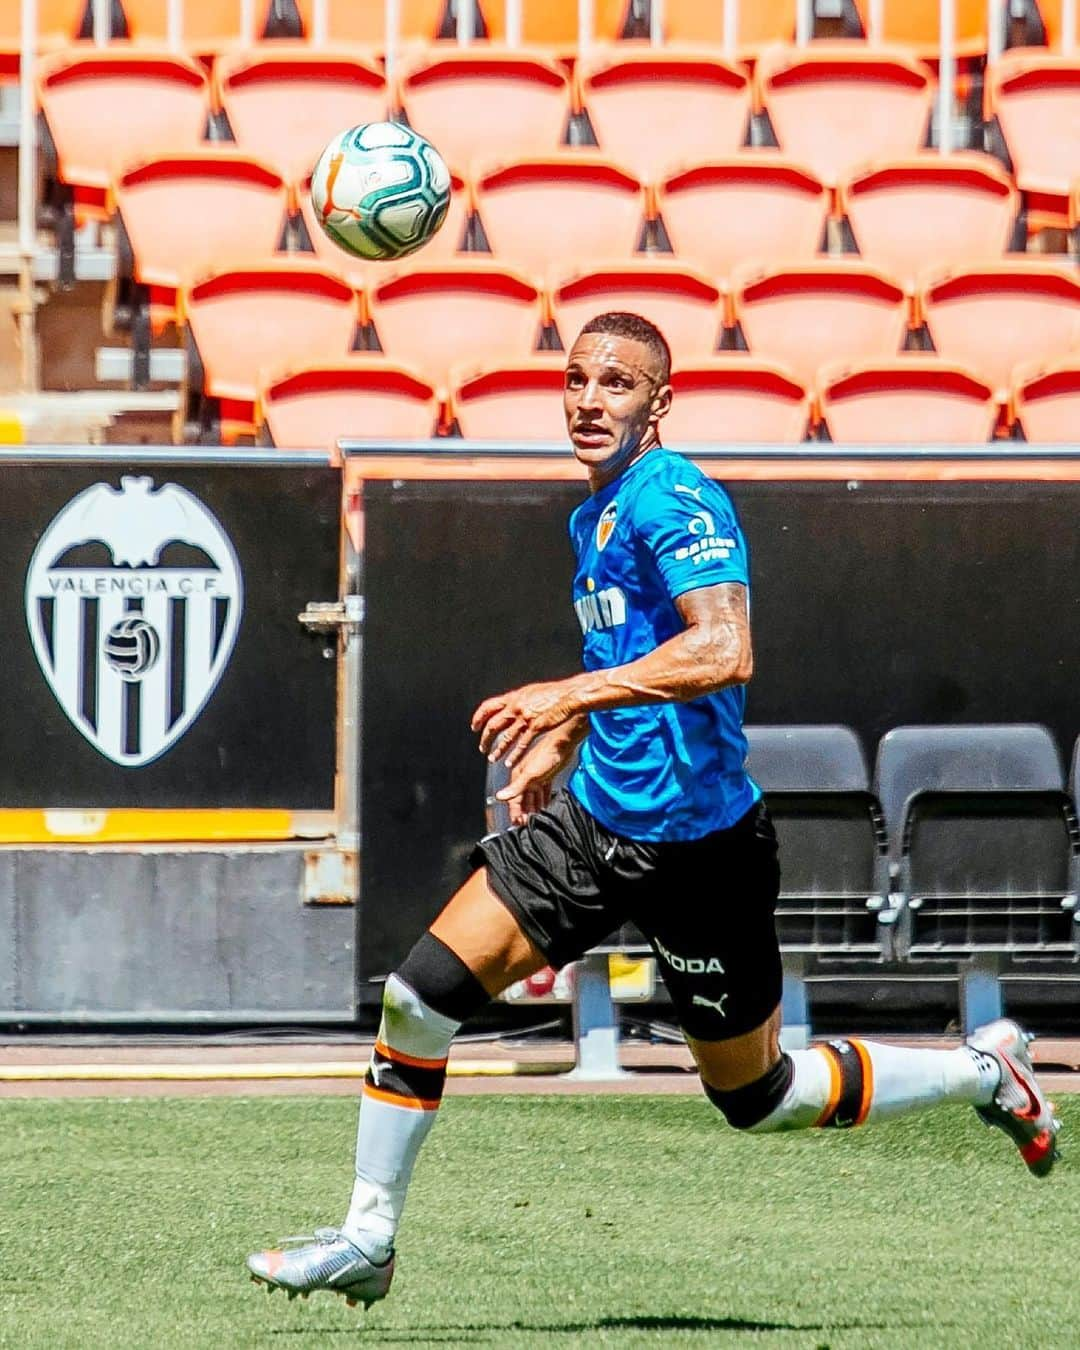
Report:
493,730,573,825
471,679,580,766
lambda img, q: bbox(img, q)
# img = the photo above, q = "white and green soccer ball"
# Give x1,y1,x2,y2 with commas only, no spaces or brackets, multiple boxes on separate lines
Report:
310,121,451,261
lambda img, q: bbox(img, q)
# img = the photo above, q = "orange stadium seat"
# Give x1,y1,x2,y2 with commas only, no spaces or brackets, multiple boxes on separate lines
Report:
755,45,934,188
259,359,440,447
1031,0,1080,49
0,0,89,77
840,156,1019,291
179,262,361,440
215,51,387,185
985,52,1080,230
551,261,724,357
1010,361,1080,442
921,262,1080,399
449,355,568,439
664,358,810,444
732,261,910,389
368,262,544,389
296,167,471,290
111,151,289,333
292,0,450,44
399,50,571,172
579,52,752,183
122,0,299,50
657,159,827,282
475,157,645,274
36,50,210,219
850,0,988,59
818,358,999,443
481,0,631,45
656,0,797,48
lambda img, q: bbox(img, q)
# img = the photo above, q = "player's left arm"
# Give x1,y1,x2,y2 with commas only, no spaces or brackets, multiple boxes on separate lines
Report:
473,581,752,767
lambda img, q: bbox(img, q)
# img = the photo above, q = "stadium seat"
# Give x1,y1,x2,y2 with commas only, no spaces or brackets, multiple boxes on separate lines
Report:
657,159,827,282
121,0,300,50
475,157,645,274
578,52,752,183
745,725,892,955
985,52,1080,231
1010,361,1080,442
840,156,1019,291
36,50,210,219
551,261,723,357
296,167,470,290
178,262,361,441
110,151,290,333
663,358,810,444
259,359,439,448
399,50,571,173
215,51,388,185
875,725,1077,960
481,0,632,45
732,262,910,390
1030,0,1080,50
656,0,797,49
754,45,934,188
818,358,999,443
850,0,988,58
921,262,1080,399
0,0,90,77
448,355,567,439
367,262,545,389
291,0,450,44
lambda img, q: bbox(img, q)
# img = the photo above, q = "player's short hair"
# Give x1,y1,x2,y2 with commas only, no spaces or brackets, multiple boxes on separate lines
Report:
576,311,672,384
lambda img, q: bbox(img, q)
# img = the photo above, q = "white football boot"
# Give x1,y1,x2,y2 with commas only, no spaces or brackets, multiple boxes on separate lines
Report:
967,1019,1061,1177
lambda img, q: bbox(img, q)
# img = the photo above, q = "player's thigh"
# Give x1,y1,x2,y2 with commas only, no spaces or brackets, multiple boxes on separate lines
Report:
429,867,549,997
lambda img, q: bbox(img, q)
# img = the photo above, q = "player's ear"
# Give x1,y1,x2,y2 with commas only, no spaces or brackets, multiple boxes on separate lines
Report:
651,382,673,422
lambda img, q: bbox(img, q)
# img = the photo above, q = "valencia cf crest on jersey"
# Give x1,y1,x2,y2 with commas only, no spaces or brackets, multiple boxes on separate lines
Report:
596,500,618,552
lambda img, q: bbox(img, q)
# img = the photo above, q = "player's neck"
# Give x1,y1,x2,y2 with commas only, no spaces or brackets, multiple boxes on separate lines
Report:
587,433,662,494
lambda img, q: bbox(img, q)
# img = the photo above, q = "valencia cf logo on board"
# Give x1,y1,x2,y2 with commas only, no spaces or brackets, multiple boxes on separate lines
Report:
25,476,243,767
596,500,618,552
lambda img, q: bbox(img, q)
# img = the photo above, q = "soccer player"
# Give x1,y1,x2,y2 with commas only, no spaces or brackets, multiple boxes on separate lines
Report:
247,311,1061,1309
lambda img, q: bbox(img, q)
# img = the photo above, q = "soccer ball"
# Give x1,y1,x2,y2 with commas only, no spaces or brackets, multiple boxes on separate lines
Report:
309,121,451,262
103,616,161,681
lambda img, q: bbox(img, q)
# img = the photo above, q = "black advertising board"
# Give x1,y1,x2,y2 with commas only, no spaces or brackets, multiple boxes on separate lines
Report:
358,472,1080,985
1,456,339,808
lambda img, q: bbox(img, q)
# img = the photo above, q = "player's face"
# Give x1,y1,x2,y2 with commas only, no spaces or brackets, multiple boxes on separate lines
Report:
564,333,672,485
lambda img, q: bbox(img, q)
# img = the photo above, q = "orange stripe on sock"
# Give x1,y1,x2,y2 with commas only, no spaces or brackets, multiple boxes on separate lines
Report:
813,1044,843,1128
373,1039,448,1072
851,1039,874,1126
363,1083,441,1111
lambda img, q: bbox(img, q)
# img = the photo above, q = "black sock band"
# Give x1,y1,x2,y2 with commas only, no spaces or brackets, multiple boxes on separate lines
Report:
704,1054,794,1129
814,1039,871,1129
395,930,491,1024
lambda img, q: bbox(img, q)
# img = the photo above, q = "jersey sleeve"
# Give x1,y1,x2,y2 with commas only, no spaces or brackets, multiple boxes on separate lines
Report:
635,470,748,601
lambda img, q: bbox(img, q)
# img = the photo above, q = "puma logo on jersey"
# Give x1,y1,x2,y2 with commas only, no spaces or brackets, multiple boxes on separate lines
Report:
574,585,626,634
692,993,729,1016
674,483,704,501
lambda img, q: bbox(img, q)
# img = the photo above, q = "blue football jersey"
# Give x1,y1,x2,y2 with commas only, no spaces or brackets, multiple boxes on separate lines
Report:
566,447,760,841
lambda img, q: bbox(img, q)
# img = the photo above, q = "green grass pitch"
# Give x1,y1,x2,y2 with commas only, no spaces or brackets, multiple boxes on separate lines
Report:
1,1094,1077,1348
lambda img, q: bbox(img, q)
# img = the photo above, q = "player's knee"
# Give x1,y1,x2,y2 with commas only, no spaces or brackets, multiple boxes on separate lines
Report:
703,1054,794,1131
391,930,491,1033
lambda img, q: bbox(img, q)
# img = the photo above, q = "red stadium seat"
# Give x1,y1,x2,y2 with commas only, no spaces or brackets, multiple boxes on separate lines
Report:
481,0,631,45
921,262,1080,399
291,0,450,44
658,0,797,49
578,52,752,183
399,50,571,173
985,52,1080,231
1030,0,1080,49
259,359,439,448
368,262,545,389
732,261,910,389
215,51,387,185
475,157,645,274
111,151,289,333
665,358,810,444
551,261,723,358
755,45,934,188
179,262,361,441
121,0,298,51
0,0,88,77
850,0,989,59
449,355,568,439
840,155,1019,290
819,358,999,443
657,159,827,282
36,50,210,219
1010,361,1080,442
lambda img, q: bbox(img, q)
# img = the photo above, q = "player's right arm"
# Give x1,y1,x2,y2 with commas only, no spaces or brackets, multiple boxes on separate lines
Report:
493,713,589,825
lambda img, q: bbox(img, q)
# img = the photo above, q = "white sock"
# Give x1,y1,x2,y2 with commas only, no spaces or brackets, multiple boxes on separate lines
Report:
748,1039,1000,1133
342,974,460,1260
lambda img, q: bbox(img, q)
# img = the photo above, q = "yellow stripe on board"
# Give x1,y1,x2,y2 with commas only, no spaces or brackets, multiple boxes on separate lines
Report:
0,809,327,844
0,1061,572,1083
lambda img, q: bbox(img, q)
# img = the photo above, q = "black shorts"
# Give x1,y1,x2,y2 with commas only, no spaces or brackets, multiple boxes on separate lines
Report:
470,789,782,1041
